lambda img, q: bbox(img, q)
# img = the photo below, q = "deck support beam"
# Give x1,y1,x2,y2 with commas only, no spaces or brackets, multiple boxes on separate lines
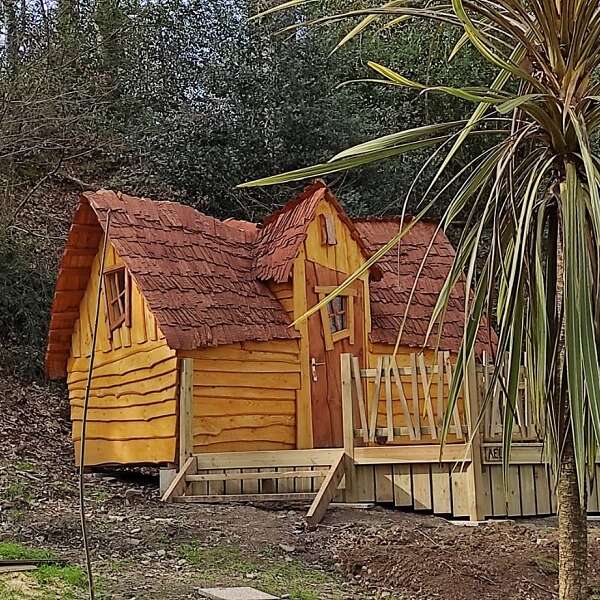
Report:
464,355,486,521
341,353,357,502
161,456,196,502
179,357,194,468
305,451,346,527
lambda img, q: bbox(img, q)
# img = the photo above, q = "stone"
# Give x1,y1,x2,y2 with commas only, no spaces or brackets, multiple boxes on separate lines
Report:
198,587,279,600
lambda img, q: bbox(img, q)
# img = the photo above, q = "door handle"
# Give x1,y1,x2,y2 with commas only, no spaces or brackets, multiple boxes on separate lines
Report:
311,357,326,382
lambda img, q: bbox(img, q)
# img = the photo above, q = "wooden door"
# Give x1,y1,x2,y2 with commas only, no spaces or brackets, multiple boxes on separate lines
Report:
306,261,365,448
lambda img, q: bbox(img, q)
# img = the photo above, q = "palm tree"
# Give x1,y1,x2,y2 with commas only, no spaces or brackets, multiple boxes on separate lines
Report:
240,1,600,598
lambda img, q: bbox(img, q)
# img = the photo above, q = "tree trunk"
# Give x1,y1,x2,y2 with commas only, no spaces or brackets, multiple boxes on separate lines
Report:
558,435,588,600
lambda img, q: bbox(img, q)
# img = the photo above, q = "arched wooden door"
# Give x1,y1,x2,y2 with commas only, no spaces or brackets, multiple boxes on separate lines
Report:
305,261,365,448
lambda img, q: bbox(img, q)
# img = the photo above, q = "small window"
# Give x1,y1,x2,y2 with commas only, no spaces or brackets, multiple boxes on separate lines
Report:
315,285,356,350
103,265,130,332
327,296,347,333
320,214,337,245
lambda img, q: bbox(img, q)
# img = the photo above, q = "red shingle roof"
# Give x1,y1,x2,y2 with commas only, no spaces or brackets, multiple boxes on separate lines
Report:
254,180,377,282
47,184,494,378
353,218,493,354
46,191,298,377
87,191,297,350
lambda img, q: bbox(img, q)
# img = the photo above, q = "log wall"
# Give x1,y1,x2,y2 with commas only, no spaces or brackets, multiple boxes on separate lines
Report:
183,340,301,453
67,242,178,465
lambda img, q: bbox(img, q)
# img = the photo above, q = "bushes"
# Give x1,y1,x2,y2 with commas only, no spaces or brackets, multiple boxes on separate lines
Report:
0,229,54,378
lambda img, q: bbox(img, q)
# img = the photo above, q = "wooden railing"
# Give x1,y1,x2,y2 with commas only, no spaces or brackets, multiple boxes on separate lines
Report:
342,352,543,448
342,351,469,446
478,357,542,443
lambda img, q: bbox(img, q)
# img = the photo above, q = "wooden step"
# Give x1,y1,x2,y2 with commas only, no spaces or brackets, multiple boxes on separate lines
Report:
185,469,329,483
172,492,316,504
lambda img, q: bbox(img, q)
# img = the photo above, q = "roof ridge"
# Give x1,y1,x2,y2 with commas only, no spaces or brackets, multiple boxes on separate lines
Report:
260,180,327,227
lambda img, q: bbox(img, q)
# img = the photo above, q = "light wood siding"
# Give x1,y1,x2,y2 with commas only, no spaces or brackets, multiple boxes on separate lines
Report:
186,340,301,453
303,201,371,339
268,281,294,320
367,345,466,444
67,242,178,465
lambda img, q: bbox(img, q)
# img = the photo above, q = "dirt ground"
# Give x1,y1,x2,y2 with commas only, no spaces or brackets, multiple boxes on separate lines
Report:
2,374,600,599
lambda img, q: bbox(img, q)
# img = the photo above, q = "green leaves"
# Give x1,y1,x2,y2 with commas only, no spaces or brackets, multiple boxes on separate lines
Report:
561,163,591,501
237,136,448,188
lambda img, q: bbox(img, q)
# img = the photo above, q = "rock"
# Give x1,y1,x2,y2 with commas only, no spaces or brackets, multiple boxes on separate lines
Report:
278,543,295,553
125,488,142,503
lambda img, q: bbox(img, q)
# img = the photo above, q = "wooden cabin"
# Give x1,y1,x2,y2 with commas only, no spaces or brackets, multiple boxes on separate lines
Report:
48,181,584,521
46,180,491,468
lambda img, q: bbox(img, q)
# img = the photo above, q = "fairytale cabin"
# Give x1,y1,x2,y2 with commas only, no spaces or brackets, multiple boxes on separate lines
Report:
49,180,561,522
47,180,487,465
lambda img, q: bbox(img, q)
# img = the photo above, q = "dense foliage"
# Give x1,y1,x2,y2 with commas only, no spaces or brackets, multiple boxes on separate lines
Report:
0,0,493,375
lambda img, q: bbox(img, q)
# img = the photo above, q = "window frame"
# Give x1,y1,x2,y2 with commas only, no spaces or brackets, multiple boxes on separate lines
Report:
103,264,131,334
319,214,337,246
315,285,355,350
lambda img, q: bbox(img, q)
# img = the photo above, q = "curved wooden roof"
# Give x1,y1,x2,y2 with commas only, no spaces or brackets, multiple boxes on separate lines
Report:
353,218,493,354
47,184,494,379
46,191,297,378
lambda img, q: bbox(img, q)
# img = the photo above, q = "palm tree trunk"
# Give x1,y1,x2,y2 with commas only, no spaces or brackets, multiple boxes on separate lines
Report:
558,432,588,600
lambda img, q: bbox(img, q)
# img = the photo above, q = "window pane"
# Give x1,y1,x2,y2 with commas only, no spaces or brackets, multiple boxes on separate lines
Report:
104,267,128,331
327,295,347,334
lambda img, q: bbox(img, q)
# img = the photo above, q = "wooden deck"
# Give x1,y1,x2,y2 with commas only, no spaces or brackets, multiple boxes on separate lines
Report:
163,352,600,524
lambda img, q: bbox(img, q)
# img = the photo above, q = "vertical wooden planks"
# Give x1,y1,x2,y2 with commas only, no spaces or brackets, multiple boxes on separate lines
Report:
534,464,551,515
418,354,437,439
392,464,412,507
430,464,452,514
444,353,463,439
178,357,194,468
412,464,432,510
506,465,522,517
226,469,242,495
208,470,225,496
464,355,486,521
450,468,472,518
410,353,421,440
519,465,536,516
351,356,369,443
369,357,383,442
489,465,507,517
479,466,492,517
385,357,394,442
354,465,375,502
437,351,444,428
374,465,394,503
292,253,313,449
341,353,356,501
390,360,416,439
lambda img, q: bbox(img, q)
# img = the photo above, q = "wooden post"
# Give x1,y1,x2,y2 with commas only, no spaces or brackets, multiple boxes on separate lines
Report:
464,353,486,521
341,353,356,501
179,357,194,468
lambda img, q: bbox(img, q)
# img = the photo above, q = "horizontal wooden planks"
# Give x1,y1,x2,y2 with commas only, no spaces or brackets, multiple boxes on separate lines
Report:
67,242,178,466
191,342,301,453
75,437,175,465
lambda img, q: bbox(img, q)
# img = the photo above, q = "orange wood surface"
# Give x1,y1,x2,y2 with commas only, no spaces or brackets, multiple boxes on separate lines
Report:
67,241,178,466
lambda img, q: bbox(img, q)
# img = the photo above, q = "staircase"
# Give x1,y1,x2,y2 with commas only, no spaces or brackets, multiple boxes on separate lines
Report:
161,449,346,526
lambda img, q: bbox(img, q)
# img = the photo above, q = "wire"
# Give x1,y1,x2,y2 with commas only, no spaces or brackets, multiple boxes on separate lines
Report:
78,209,112,600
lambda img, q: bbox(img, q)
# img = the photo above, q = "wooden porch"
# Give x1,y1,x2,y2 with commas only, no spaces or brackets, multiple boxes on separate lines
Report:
162,352,600,525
